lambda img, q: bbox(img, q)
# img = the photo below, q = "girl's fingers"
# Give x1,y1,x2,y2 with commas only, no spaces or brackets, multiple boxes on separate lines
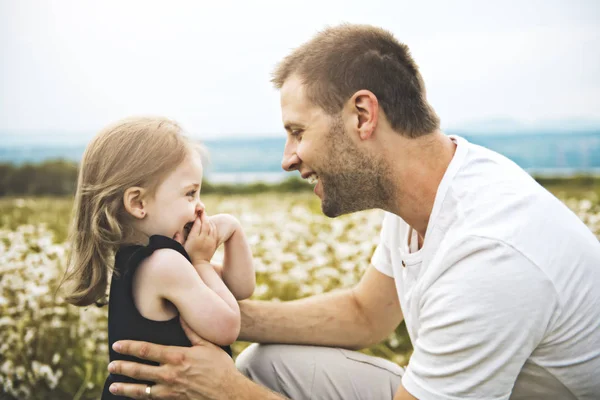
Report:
189,216,202,238
174,232,184,245
180,318,208,346
199,211,209,237
207,221,213,240
210,221,218,241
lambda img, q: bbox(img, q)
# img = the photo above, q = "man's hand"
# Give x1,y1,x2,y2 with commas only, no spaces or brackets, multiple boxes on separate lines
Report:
107,319,282,400
183,211,218,264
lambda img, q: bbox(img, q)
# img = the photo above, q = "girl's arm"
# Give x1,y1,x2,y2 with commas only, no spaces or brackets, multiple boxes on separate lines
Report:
211,214,256,300
192,260,239,312
181,211,245,305
143,249,240,346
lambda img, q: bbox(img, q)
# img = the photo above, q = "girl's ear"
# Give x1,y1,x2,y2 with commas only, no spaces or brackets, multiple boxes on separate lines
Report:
123,187,147,219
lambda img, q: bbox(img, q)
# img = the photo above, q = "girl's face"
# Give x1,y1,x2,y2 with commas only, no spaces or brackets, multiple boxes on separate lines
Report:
142,153,205,241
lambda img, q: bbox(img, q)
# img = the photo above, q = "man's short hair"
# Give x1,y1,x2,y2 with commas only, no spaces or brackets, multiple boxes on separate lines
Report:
272,23,440,138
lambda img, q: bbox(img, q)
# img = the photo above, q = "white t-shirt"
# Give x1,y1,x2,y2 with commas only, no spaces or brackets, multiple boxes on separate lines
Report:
371,135,600,400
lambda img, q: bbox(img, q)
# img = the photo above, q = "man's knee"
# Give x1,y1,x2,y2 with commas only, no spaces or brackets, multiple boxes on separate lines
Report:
235,343,278,380
236,344,404,400
235,344,316,394
235,343,272,377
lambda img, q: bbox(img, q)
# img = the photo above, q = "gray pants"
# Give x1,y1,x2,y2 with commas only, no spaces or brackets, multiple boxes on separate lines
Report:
235,344,404,400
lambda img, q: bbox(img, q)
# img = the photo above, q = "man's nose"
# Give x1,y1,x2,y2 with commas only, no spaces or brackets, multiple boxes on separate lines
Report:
281,141,300,171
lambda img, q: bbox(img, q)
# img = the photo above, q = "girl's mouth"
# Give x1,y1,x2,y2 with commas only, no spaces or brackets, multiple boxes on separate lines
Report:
183,222,194,240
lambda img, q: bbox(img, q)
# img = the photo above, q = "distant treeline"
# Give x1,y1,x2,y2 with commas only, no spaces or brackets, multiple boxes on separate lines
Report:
1,159,599,197
0,160,311,196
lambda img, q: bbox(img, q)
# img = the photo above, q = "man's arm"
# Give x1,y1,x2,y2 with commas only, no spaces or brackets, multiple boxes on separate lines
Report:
239,265,403,349
108,266,404,399
108,322,288,400
108,326,419,400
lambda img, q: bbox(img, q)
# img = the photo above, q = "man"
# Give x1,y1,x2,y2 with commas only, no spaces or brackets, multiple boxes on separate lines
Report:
107,24,600,399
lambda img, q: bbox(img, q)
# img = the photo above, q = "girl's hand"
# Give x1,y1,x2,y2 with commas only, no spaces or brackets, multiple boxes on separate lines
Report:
184,211,218,264
209,214,241,246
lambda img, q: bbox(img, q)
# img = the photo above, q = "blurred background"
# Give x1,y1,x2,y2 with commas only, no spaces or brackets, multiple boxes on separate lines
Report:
1,0,599,399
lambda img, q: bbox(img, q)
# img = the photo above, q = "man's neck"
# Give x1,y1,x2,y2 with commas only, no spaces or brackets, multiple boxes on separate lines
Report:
383,131,456,239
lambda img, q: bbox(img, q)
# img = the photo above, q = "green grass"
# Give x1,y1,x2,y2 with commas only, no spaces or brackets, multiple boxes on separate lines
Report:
0,184,598,399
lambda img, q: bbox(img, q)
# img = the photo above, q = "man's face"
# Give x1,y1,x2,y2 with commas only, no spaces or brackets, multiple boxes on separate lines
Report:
280,76,392,217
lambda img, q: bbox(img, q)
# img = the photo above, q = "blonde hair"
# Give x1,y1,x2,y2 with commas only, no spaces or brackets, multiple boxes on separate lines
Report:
61,116,199,307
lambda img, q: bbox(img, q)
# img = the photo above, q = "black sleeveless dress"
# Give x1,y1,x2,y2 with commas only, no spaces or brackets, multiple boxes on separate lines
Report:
101,235,232,399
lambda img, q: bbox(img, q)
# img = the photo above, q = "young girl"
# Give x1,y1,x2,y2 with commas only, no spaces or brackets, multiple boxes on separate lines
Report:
61,116,255,399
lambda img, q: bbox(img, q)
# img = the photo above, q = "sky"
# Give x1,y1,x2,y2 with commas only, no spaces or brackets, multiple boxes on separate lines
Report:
1,0,599,143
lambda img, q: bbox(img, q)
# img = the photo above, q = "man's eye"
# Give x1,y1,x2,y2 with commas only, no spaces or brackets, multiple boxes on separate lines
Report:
292,130,303,139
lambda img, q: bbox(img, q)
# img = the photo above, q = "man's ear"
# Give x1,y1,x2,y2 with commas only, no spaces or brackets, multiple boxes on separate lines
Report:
349,90,379,141
123,187,147,219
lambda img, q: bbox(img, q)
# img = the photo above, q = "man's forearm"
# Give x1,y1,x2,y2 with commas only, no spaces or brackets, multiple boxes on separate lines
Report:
239,289,372,349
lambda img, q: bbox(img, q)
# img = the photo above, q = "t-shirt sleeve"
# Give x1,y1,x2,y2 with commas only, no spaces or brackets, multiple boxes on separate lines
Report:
370,213,394,277
402,235,559,400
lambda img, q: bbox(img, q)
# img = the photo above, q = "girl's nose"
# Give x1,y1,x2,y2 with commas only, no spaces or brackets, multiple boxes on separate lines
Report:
196,201,205,214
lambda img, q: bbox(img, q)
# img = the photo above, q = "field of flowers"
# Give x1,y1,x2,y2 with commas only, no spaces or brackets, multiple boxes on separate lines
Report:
1,189,599,399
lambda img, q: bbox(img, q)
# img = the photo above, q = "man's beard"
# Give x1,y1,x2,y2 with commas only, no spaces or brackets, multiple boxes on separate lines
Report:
319,117,393,218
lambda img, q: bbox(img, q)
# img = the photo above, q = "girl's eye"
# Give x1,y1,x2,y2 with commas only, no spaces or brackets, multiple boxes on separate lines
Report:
187,190,197,197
